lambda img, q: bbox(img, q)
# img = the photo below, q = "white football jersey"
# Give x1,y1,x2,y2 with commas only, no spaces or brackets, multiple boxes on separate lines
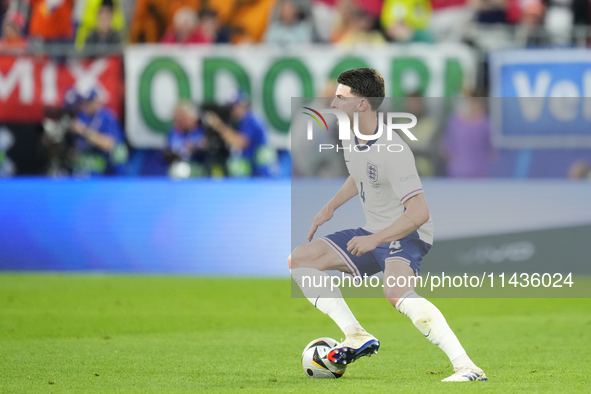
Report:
342,125,434,245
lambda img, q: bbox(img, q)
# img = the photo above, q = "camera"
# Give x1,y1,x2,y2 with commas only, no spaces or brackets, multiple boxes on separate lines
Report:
41,107,79,175
200,102,232,169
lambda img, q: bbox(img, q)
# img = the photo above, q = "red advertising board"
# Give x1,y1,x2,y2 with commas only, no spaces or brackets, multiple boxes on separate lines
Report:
0,55,122,122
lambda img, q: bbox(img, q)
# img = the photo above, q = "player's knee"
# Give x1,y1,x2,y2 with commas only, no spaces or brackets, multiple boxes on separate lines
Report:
289,245,307,269
290,244,322,270
383,285,406,306
386,297,401,308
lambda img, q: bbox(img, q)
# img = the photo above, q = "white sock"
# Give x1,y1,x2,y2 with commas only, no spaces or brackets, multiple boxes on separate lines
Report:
395,291,477,370
291,267,363,335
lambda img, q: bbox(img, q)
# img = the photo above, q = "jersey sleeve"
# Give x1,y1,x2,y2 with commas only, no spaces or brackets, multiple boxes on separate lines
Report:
385,147,424,203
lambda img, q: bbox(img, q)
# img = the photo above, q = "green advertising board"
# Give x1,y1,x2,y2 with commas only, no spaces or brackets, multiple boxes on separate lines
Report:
125,44,476,148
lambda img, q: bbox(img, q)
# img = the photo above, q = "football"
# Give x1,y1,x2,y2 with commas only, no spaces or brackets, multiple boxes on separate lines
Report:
301,337,347,379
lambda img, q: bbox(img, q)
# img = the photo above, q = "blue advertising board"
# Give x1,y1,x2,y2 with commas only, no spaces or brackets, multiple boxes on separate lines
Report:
0,179,291,276
1,179,590,275
490,49,591,148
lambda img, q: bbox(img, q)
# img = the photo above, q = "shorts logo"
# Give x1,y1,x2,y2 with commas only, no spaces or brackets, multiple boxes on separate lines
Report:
367,162,378,182
389,240,403,254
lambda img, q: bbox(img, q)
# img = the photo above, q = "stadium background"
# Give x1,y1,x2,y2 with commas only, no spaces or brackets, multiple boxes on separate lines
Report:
2,0,591,275
0,1,590,392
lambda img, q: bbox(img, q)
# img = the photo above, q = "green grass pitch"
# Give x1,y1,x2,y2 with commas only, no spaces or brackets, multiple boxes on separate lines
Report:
0,274,589,393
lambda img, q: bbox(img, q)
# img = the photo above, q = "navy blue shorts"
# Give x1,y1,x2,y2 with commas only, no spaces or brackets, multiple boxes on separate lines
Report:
321,228,431,277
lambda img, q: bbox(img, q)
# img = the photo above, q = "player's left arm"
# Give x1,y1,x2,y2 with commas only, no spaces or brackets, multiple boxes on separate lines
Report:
346,193,429,256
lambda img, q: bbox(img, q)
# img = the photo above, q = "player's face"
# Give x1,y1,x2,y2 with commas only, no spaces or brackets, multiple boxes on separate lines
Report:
331,84,362,120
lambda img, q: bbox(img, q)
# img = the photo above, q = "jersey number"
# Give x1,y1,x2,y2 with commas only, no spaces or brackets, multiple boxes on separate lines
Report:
360,182,365,203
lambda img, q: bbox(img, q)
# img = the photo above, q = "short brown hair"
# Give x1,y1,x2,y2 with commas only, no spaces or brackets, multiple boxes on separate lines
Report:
337,68,385,111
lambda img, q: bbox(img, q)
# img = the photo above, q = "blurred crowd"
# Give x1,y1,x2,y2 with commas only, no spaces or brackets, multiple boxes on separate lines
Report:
0,0,127,52
31,85,276,178
164,93,276,179
1,0,590,52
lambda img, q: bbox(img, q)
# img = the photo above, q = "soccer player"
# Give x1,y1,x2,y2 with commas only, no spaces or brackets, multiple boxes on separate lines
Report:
289,68,486,382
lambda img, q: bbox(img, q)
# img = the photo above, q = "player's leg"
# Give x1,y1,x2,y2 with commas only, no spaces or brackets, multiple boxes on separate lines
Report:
383,261,486,382
289,239,365,337
290,232,381,364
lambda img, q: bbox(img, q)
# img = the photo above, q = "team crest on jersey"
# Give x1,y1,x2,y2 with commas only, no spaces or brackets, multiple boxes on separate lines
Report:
367,162,378,182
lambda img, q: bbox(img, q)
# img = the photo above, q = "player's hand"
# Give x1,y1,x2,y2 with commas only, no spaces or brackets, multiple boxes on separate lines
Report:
307,205,334,242
347,235,379,257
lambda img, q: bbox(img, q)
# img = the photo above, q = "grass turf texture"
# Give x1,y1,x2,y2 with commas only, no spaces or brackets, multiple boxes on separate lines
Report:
0,274,589,393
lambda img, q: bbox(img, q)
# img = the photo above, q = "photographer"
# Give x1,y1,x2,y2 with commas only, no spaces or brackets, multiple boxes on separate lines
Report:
70,87,128,176
204,93,272,177
165,101,209,178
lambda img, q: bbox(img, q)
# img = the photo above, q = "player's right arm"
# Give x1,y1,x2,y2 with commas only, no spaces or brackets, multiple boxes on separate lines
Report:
307,176,358,241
